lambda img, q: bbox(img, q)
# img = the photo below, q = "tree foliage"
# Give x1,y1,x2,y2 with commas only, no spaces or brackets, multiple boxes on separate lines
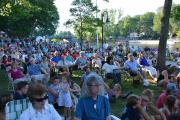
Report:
65,0,101,41
0,0,59,37
153,4,180,35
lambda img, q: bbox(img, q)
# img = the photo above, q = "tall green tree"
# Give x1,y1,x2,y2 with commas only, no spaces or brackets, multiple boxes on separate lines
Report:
0,0,59,37
157,0,172,70
153,4,180,36
65,0,100,42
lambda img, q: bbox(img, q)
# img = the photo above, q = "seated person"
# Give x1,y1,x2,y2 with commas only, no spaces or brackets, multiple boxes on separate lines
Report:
157,69,169,89
105,83,132,101
137,51,157,81
124,53,149,86
140,89,166,120
8,62,29,83
74,51,89,70
20,82,62,120
156,87,173,109
102,56,121,84
65,51,74,63
81,65,96,86
57,55,74,67
92,53,102,69
14,81,29,100
160,95,177,118
121,94,151,120
50,51,61,66
27,58,48,82
1,55,8,69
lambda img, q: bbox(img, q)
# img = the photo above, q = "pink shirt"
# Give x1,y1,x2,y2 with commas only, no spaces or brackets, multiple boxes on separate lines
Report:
9,68,23,80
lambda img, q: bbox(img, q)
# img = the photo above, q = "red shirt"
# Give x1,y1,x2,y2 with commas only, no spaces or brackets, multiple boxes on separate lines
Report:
72,53,79,60
156,92,168,109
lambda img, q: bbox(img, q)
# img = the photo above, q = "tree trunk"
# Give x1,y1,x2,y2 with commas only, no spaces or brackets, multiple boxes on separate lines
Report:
157,0,172,71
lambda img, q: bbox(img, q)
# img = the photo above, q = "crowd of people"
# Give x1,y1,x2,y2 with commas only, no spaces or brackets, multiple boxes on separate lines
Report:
0,37,179,120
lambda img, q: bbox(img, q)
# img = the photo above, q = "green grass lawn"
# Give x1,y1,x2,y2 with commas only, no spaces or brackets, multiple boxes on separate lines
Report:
0,69,162,116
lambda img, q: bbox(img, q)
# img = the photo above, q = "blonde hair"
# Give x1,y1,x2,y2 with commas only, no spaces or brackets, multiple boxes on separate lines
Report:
142,89,154,101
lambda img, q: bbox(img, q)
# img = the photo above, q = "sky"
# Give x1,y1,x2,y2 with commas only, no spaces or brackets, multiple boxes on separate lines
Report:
54,0,180,32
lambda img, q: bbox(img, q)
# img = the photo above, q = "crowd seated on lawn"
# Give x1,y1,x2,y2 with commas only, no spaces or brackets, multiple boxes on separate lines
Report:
0,37,179,120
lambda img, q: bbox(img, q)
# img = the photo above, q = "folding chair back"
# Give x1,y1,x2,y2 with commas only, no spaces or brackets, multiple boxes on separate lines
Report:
5,99,31,120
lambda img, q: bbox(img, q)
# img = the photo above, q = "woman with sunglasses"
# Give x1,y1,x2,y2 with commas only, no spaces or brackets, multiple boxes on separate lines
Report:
75,73,111,120
20,82,62,120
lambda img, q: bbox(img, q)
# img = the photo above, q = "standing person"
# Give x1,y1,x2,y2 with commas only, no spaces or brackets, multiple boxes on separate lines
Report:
58,76,72,120
20,82,62,120
75,73,111,120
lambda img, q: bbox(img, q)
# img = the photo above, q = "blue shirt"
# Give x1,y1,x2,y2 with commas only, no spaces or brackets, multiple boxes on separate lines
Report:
27,64,42,75
48,83,60,103
75,95,111,120
139,57,149,66
121,105,141,120
51,56,61,63
124,60,140,71
66,55,74,62
74,57,88,66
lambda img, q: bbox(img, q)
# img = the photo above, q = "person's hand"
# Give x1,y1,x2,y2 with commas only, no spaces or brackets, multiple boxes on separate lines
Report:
136,104,143,112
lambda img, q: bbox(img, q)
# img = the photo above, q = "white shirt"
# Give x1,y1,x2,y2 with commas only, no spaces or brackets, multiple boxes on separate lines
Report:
102,63,118,74
57,60,73,67
20,102,62,120
92,58,102,68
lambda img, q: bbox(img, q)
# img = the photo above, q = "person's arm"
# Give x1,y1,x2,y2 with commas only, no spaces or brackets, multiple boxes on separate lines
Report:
50,104,63,120
137,104,151,120
75,98,84,120
49,88,59,98
104,97,111,119
8,72,13,80
124,62,129,71
147,103,166,120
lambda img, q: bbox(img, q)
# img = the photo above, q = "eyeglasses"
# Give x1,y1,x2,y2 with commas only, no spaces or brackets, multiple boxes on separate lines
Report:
142,98,149,103
33,95,48,102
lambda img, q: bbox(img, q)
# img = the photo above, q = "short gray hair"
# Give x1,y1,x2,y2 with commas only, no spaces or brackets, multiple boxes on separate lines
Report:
81,73,105,97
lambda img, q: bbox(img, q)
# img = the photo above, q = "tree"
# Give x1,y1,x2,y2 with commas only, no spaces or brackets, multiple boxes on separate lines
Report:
157,0,172,70
139,12,155,38
65,0,100,43
0,0,59,37
153,5,180,37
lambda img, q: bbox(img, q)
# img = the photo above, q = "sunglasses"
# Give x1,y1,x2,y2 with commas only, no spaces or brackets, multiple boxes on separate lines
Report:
33,95,48,102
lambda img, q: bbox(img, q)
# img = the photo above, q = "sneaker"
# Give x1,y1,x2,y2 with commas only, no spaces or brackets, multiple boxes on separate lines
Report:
143,79,149,86
154,78,157,82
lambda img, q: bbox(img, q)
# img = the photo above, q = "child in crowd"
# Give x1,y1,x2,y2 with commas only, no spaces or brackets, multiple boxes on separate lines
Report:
121,94,151,120
58,76,72,120
140,89,166,120
105,83,132,103
13,81,29,100
68,77,81,110
48,76,60,108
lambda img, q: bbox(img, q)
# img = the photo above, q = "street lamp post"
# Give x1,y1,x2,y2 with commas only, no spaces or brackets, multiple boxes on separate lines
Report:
101,11,109,56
